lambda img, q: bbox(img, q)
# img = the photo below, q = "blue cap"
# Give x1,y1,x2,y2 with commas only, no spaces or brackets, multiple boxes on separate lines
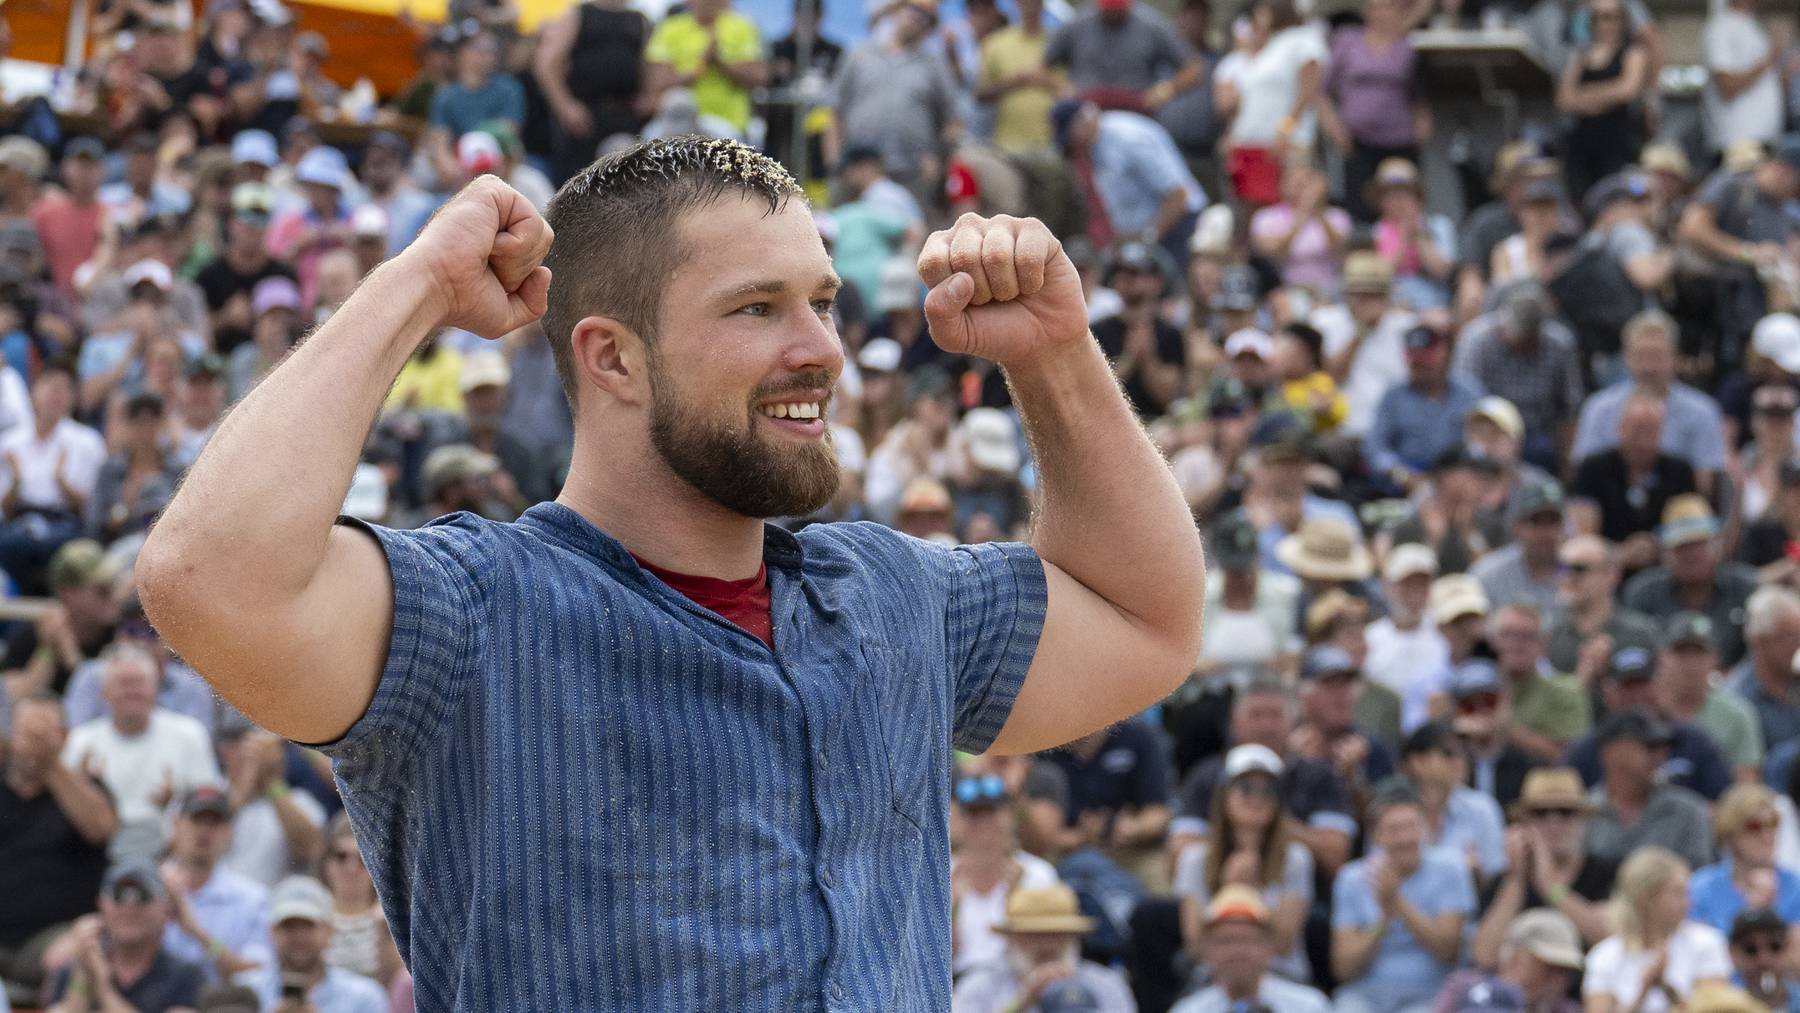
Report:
1300,644,1358,681
1051,99,1085,151
1447,658,1502,699
229,129,278,168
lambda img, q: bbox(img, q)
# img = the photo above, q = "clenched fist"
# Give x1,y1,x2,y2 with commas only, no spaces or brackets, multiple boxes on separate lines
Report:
401,175,554,339
917,214,1088,368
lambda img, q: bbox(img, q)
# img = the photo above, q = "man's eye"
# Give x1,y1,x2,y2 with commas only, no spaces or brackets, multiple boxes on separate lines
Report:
737,303,771,317
812,299,837,315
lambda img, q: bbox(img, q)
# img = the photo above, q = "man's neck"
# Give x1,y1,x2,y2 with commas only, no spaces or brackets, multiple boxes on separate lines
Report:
1657,678,1707,720
1634,378,1670,398
1572,596,1613,629
34,416,58,440
175,854,216,888
109,938,159,978
111,714,150,737
1606,777,1651,814
227,245,265,272
1757,657,1793,698
1414,374,1446,397
558,434,768,580
1523,551,1558,578
1220,974,1261,1002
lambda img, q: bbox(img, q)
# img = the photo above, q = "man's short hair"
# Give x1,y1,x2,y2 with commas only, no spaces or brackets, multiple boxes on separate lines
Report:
1746,584,1800,640
541,138,806,409
1622,308,1678,349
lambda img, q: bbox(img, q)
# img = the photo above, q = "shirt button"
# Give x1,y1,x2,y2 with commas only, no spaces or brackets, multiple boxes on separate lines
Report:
816,749,828,768
832,982,845,1001
820,869,834,888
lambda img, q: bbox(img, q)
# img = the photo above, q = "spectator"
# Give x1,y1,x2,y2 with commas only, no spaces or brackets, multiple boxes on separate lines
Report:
255,876,387,1013
950,885,1136,1012
42,862,206,1013
1385,446,1506,577
1726,585,1800,751
215,727,325,887
1453,282,1585,469
1727,312,1800,450
85,393,181,544
1472,487,1568,618
1570,311,1728,498
1690,785,1800,936
1437,908,1586,1013
1042,0,1195,101
1584,709,1716,870
1366,160,1455,311
1052,100,1205,265
1249,158,1350,294
61,645,221,863
1042,718,1174,890
1314,251,1415,435
1331,787,1477,1013
1456,149,1555,320
319,815,400,987
950,770,1060,977
1565,172,1673,382
1289,644,1397,796
1194,512,1301,689
168,354,227,470
1464,395,1553,514
1655,613,1765,784
1489,176,1564,287
427,28,527,184
356,132,438,259
1472,768,1617,964
193,182,293,357
1364,543,1449,702
60,600,214,733
1622,495,1758,667
865,367,956,522
0,693,115,1001
1569,393,1700,559
1397,721,1508,882
1737,385,1800,524
1168,886,1332,1013
1321,0,1429,222
1676,139,1800,369
1447,659,1543,810
1545,534,1660,683
1217,0,1325,209
946,408,1027,536
1092,241,1185,417
1273,514,1375,607
1728,907,1800,1013
1555,0,1649,199
0,364,107,594
226,275,303,401
533,0,650,185
828,0,953,198
1703,0,1785,154
978,0,1057,155
1269,323,1347,434
158,785,274,985
1399,573,1490,731
3,539,123,699
1366,324,1484,492
1564,645,1734,801
1481,601,1591,766
1584,847,1731,1013
30,138,106,296
265,148,354,305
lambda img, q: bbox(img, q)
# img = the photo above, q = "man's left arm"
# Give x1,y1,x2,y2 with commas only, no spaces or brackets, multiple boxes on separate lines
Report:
919,215,1207,757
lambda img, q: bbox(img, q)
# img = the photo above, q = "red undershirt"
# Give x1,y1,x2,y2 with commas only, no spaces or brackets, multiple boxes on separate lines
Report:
631,554,775,649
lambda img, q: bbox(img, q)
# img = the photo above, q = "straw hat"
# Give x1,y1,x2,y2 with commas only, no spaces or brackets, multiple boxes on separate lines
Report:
1276,517,1372,582
995,885,1097,935
1506,767,1598,821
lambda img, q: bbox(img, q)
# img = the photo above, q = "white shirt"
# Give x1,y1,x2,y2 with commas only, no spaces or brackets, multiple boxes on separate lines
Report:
1172,975,1332,1013
951,851,1058,974
1584,922,1732,1013
1363,616,1450,698
0,365,32,444
1312,303,1417,433
220,789,328,887
1705,7,1782,149
62,709,222,861
1229,27,1328,147
0,417,105,513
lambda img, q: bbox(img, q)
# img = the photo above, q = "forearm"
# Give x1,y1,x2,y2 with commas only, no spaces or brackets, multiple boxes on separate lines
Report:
1396,901,1463,962
1473,874,1526,966
1288,823,1350,874
1507,723,1568,765
269,790,323,865
717,59,769,89
44,763,118,844
140,260,437,629
1333,926,1384,982
1011,339,1206,668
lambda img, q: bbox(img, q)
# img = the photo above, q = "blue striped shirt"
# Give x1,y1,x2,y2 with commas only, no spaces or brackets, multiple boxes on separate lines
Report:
320,503,1048,1011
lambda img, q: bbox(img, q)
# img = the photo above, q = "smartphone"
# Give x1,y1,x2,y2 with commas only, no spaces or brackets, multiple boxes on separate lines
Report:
279,974,308,1002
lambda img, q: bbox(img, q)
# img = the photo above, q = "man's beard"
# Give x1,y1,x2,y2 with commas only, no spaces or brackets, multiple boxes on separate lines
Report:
647,358,840,519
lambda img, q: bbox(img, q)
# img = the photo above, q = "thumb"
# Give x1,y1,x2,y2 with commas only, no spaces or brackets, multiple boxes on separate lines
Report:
923,273,975,349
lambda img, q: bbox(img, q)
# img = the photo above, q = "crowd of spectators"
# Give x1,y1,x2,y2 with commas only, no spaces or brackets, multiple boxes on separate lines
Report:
5,0,1800,1006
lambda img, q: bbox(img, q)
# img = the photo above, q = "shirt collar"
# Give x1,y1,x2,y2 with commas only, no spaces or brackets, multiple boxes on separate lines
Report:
516,502,806,577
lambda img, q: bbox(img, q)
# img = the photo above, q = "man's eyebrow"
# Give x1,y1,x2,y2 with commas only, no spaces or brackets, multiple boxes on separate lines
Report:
717,275,843,301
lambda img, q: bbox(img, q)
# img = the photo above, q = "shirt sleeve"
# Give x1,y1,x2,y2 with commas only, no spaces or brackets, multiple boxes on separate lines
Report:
1583,939,1623,997
1332,863,1378,929
1284,842,1315,906
310,516,492,768
941,540,1050,753
721,16,764,63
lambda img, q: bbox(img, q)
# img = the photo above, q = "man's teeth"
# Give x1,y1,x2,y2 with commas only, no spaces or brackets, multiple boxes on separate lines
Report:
760,402,822,419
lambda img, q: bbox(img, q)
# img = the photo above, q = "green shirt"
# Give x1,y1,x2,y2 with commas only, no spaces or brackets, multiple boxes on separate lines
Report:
1509,667,1592,745
645,11,764,132
1695,686,1765,770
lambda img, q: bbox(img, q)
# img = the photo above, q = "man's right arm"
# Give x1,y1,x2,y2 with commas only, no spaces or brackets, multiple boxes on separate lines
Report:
137,177,553,746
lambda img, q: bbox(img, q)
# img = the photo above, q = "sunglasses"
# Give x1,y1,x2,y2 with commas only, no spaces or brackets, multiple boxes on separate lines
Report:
1230,778,1280,800
1458,691,1500,714
110,883,156,906
1532,807,1583,820
955,774,1007,807
1561,562,1596,576
1741,818,1779,835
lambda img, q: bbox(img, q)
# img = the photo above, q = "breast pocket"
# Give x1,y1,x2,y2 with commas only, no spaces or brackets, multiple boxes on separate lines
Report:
860,641,945,834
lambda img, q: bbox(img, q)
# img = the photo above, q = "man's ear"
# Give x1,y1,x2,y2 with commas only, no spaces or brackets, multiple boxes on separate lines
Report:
569,315,650,407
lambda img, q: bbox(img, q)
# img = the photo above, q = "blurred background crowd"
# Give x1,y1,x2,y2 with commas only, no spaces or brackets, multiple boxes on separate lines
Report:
6,0,1800,1007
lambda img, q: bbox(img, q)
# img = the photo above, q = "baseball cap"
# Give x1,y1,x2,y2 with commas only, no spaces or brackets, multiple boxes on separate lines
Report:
1249,412,1311,462
251,275,302,318
1342,251,1394,293
1663,611,1716,651
1384,542,1439,583
461,352,511,393
1214,264,1260,311
423,444,500,499
1508,482,1566,523
1435,444,1503,475
1659,494,1720,546
1466,396,1525,441
1446,979,1529,1013
123,258,175,293
0,136,48,180
1447,657,1503,699
1050,99,1085,151
1430,573,1489,625
64,136,105,162
350,203,390,240
102,859,167,901
458,131,506,175
366,129,411,159
179,784,234,819
48,539,117,593
1208,513,1260,571
1220,743,1284,783
1753,384,1800,415
1204,884,1271,928
1224,328,1273,360
857,337,902,374
1188,204,1235,257
230,129,279,168
1401,720,1461,758
269,875,333,924
1596,707,1673,747
294,146,349,190
1300,644,1358,682
1106,240,1173,288
1582,170,1652,221
1607,645,1657,683
230,182,274,221
959,408,1021,474
1749,313,1800,372
899,476,953,514
187,352,227,381
1404,324,1447,353
1640,142,1691,181
1207,376,1254,419
1506,908,1585,971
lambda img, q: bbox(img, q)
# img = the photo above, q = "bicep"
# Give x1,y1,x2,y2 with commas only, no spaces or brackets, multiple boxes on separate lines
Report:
987,559,1177,754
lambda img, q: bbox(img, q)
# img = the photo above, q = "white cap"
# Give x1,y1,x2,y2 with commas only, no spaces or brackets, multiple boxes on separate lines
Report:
269,875,333,924
122,258,173,292
457,131,506,175
460,352,511,392
294,147,348,190
1221,743,1283,783
1755,313,1800,374
858,338,903,373
1466,395,1525,441
350,203,390,239
1189,204,1235,256
229,129,278,168
959,407,1022,474
1383,542,1440,583
1224,328,1272,360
